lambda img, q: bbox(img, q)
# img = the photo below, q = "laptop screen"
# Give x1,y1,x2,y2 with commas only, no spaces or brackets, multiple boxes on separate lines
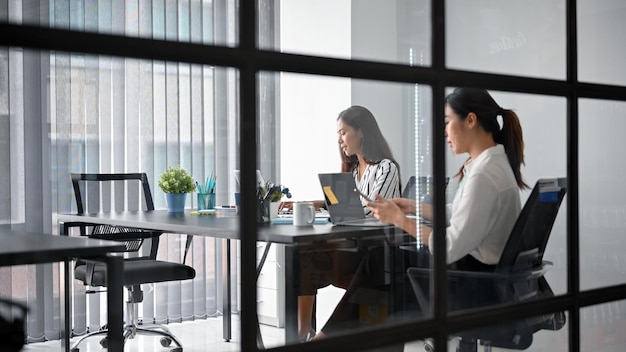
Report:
318,172,367,224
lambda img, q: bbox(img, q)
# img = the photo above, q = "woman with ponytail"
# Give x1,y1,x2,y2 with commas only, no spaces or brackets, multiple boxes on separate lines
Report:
368,87,528,268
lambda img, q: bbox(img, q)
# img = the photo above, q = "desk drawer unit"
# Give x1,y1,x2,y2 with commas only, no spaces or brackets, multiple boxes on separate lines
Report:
237,241,285,327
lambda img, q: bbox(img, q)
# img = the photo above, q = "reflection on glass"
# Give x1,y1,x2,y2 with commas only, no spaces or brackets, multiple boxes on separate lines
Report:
581,300,626,352
580,99,626,290
3,0,238,47
258,0,432,66
452,310,568,352
578,0,626,85
446,0,566,79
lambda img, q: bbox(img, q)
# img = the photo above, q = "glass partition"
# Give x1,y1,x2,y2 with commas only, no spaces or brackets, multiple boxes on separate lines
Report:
579,99,626,290
3,0,239,47
578,0,626,86
256,71,434,347
258,0,432,67
452,310,569,352
581,300,626,352
446,0,566,80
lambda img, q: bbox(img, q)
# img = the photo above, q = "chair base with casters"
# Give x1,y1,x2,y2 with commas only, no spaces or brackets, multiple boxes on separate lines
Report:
70,259,195,352
70,285,184,352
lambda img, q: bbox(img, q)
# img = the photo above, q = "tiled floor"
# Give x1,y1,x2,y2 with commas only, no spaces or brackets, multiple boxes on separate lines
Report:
20,315,433,352
21,315,282,352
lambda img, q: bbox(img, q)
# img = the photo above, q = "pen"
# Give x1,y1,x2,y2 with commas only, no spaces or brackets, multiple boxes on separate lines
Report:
354,188,375,202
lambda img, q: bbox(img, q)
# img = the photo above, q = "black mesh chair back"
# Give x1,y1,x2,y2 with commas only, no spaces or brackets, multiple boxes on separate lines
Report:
496,178,568,275
71,173,160,260
401,176,449,200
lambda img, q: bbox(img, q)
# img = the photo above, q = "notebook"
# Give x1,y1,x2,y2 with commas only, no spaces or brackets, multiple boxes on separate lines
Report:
318,172,391,227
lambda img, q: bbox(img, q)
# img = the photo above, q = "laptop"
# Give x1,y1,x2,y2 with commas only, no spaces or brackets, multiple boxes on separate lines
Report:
318,172,391,227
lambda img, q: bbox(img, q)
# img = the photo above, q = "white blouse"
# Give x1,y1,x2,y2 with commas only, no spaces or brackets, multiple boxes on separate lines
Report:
353,159,401,216
432,144,521,265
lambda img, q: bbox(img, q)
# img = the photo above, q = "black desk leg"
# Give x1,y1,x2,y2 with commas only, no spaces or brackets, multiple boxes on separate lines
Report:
60,258,71,352
222,238,232,342
106,254,124,352
284,245,298,343
59,222,71,352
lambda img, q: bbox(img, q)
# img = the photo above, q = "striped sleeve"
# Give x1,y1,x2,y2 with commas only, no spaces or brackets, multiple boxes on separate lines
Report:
358,159,400,215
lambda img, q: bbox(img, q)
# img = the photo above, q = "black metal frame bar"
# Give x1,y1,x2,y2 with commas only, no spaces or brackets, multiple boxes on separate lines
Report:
3,0,626,351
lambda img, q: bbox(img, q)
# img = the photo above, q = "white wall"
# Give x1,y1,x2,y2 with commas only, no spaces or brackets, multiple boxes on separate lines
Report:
279,0,352,201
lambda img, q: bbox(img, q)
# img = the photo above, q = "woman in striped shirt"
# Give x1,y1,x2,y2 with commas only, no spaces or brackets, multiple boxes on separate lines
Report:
298,105,401,341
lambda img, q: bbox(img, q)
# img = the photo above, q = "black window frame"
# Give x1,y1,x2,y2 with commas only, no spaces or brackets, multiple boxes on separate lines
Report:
3,1,626,351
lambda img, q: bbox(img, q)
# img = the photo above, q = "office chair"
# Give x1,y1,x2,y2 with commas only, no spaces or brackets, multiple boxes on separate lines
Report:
402,176,450,201
408,178,568,352
69,173,196,352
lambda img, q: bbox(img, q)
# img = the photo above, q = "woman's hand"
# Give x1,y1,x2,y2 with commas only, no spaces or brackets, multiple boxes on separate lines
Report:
278,200,325,211
365,195,406,226
366,195,424,239
391,198,417,215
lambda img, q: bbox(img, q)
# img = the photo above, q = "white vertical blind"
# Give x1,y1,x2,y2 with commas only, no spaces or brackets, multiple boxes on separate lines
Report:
0,0,240,343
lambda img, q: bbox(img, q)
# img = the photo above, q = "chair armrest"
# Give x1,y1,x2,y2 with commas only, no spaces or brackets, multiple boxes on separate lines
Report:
87,231,163,241
407,261,553,281
449,261,552,282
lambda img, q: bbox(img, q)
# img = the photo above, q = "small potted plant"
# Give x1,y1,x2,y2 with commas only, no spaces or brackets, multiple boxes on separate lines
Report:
158,166,196,213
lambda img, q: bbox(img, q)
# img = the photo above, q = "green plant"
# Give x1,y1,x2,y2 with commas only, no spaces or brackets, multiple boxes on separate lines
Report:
158,166,196,193
257,181,292,202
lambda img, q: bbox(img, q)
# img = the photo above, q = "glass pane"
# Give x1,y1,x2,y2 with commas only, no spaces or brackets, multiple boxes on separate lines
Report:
452,311,569,352
446,0,566,79
581,300,626,352
5,0,238,47
257,71,433,347
258,0,432,67
444,89,568,312
580,99,626,290
578,0,626,86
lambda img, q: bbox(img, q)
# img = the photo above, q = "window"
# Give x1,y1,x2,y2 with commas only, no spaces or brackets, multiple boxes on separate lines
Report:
2,0,626,351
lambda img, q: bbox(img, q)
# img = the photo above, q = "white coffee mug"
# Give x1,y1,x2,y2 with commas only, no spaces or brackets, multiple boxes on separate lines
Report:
293,201,315,226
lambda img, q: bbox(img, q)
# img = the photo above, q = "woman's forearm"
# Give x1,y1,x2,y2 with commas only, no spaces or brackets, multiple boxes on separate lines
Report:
419,202,433,222
397,215,433,246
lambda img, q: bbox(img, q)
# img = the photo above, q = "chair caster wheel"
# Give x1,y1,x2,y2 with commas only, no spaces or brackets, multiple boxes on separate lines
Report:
99,337,108,348
160,336,173,347
424,338,435,352
170,347,183,352
71,348,79,352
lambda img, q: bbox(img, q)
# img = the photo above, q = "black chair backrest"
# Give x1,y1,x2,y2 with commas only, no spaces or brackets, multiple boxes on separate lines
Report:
70,173,159,258
71,173,155,214
402,176,449,200
496,178,567,274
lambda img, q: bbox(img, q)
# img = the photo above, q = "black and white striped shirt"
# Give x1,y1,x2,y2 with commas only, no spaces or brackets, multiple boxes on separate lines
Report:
352,159,400,216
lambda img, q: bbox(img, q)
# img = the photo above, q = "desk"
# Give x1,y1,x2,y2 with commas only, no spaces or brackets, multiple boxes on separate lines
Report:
57,210,405,344
0,228,124,352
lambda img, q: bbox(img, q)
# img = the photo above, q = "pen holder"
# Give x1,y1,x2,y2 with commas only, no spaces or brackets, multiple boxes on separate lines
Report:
197,193,215,211
258,198,270,223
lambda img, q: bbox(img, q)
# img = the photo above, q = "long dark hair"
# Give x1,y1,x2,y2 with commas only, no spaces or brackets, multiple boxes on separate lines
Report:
337,106,401,184
446,88,528,189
